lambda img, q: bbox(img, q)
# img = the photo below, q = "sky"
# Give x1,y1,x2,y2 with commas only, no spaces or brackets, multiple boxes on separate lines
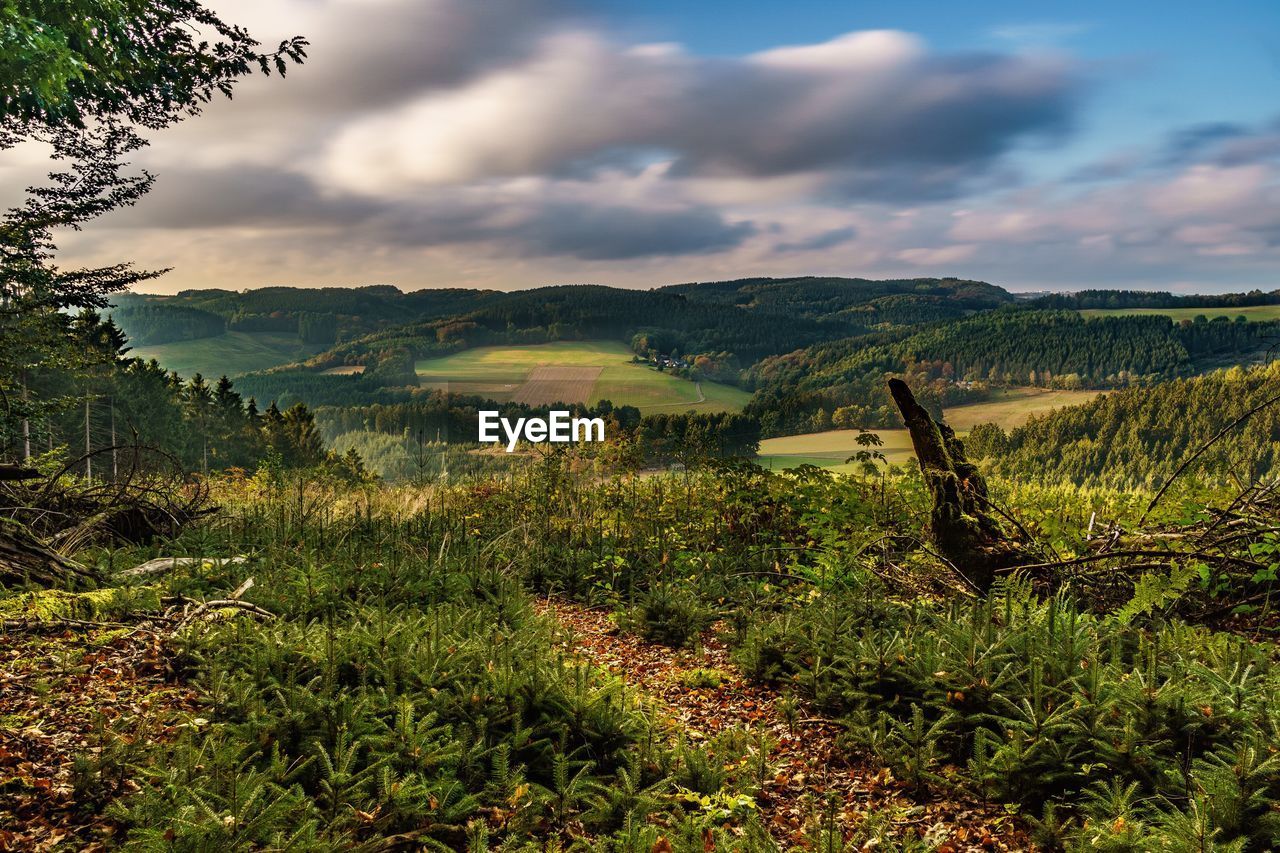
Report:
14,0,1280,293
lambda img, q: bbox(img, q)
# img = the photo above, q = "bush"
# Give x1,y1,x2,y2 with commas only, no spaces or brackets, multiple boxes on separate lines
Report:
625,586,715,648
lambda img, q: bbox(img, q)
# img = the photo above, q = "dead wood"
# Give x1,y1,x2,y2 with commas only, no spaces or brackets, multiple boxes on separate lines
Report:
116,555,247,579
887,378,1034,592
0,524,99,588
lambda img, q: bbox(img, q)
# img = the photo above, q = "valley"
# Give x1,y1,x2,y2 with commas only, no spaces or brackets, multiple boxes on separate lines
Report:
8,4,1280,849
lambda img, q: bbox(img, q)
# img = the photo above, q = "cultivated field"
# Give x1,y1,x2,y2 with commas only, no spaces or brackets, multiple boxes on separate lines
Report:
1079,305,1280,322
943,387,1101,430
511,365,604,405
129,331,321,379
415,341,752,413
758,387,1102,473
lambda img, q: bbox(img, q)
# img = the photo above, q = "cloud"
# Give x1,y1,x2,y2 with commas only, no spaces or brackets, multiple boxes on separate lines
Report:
318,25,1080,197
507,203,756,260
107,163,754,261
896,244,978,265
988,22,1092,48
1071,115,1280,183
37,0,1277,293
776,226,858,253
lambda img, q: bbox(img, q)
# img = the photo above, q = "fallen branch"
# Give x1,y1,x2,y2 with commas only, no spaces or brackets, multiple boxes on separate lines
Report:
116,555,247,579
173,598,274,630
0,523,99,587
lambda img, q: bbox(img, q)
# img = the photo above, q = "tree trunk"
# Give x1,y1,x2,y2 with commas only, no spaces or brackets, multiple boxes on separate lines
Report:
888,378,1031,592
21,372,30,462
0,526,98,588
84,391,92,482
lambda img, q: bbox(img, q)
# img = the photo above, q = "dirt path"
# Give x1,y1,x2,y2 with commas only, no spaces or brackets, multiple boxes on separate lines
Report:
539,598,1028,851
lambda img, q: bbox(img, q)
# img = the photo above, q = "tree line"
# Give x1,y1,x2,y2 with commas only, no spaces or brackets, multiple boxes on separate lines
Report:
2,310,355,479
745,310,1278,435
1031,288,1280,310
965,361,1280,488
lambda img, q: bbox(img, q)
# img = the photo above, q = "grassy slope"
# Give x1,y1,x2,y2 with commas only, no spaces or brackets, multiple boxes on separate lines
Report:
415,341,752,414
1079,305,1280,322
758,387,1102,473
129,331,321,379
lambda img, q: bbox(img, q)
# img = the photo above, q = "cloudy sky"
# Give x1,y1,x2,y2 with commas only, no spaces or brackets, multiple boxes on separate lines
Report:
17,0,1280,293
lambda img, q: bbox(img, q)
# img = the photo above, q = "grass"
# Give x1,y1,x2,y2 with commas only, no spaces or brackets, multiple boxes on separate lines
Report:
758,388,1102,473
129,331,321,379
415,340,752,413
1079,305,1280,322
758,432,917,474
942,387,1100,430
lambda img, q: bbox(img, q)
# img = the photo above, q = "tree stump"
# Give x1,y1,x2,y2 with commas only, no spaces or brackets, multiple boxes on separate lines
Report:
887,379,1031,592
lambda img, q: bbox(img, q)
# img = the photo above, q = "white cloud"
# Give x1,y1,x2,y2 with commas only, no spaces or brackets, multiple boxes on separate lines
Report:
21,0,1277,292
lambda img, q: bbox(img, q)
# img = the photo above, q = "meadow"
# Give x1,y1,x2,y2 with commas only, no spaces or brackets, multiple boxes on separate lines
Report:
414,341,752,413
129,331,322,379
758,388,1101,473
1079,305,1280,322
9,461,1276,851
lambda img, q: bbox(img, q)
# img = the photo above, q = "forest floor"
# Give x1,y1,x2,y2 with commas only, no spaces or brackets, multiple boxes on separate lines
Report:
0,628,197,851
539,598,1029,852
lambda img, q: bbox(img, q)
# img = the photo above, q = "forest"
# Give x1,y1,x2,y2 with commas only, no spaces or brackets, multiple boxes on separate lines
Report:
744,310,1277,435
5,2,1280,852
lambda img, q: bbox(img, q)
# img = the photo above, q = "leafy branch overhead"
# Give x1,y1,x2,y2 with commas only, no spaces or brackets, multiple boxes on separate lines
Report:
1,1,306,131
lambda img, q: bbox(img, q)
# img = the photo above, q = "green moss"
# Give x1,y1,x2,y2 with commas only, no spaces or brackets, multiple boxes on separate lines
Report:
678,667,731,689
0,586,161,621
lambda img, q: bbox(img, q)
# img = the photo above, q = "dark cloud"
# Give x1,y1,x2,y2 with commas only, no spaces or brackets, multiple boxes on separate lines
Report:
109,166,381,228
776,226,857,252
665,51,1077,179
107,162,754,261
294,0,585,112
510,203,756,259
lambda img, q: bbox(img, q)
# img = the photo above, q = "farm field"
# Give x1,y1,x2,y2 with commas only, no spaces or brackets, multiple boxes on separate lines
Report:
1079,305,1280,322
129,331,321,379
758,387,1102,473
511,365,603,405
415,340,752,413
943,387,1101,430
757,430,916,473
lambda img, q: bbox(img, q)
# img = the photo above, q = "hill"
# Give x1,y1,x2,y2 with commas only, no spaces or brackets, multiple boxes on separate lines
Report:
745,309,1279,435
112,277,1017,384
967,361,1280,488
659,275,1013,324
127,331,325,379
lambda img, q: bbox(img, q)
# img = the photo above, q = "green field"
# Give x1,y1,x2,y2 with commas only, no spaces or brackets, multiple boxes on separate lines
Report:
414,341,752,413
129,331,321,379
758,387,1101,473
942,387,1100,430
1079,305,1280,322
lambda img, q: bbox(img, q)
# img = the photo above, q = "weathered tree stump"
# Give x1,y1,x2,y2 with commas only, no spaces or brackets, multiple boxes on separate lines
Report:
888,378,1031,592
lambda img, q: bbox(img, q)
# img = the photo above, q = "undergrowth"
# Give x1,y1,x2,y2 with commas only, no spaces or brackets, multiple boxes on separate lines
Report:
13,458,1277,850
